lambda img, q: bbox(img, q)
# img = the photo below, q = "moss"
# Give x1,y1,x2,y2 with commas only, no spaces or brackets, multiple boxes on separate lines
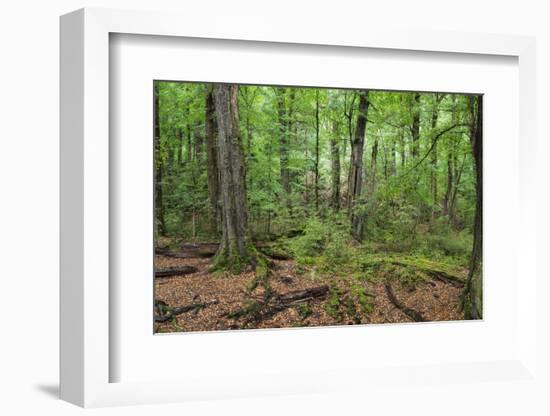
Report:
324,285,345,321
298,302,313,320
210,242,259,275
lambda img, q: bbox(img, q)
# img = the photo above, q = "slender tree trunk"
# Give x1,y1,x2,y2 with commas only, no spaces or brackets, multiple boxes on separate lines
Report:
154,82,166,237
314,90,320,211
177,128,183,165
400,127,406,168
205,86,221,232
368,134,378,196
276,89,291,197
330,119,341,210
443,147,454,218
463,96,483,319
430,94,440,218
390,136,397,176
212,84,253,273
194,125,203,162
348,90,369,241
410,93,421,158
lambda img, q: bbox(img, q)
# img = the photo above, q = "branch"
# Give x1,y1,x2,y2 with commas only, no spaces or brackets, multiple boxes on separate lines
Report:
399,123,468,176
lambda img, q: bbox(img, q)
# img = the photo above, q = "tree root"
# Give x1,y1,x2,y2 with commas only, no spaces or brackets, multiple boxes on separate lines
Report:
384,283,425,322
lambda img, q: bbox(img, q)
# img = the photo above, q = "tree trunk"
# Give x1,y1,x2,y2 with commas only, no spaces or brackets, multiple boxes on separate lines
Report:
400,127,406,168
205,86,221,231
348,90,369,241
177,127,183,165
194,124,203,162
443,147,454,218
154,82,166,237
330,119,341,210
463,95,483,319
276,89,291,197
430,95,440,218
410,93,421,158
314,90,320,211
186,111,193,163
368,135,378,197
212,84,254,273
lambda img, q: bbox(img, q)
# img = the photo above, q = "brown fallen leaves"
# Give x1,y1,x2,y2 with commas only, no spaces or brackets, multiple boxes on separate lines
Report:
154,254,464,333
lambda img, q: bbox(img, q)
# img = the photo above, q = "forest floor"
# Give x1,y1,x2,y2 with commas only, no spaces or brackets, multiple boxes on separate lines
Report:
154,244,466,333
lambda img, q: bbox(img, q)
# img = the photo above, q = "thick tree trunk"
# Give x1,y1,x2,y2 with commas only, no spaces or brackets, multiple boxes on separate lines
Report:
348,90,369,241
212,84,254,273
205,86,221,231
154,82,166,237
330,119,341,210
463,95,483,319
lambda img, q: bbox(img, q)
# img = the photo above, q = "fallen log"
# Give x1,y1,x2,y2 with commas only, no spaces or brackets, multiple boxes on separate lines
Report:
155,299,219,322
157,242,292,261
277,285,329,303
156,247,216,259
227,285,329,321
155,266,198,278
384,283,425,322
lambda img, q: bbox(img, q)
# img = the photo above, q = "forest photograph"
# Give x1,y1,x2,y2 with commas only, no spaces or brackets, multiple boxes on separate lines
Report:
153,81,483,333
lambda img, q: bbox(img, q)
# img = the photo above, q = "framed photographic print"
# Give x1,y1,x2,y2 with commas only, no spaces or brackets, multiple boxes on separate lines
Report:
60,7,539,408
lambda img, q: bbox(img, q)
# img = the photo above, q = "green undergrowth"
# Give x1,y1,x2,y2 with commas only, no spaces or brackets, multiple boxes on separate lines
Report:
324,283,374,323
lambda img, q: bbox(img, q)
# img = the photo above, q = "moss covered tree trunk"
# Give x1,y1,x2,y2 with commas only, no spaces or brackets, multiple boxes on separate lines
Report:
212,84,254,273
463,95,483,319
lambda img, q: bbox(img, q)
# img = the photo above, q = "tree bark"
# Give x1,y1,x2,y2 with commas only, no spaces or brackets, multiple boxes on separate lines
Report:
205,86,221,231
330,119,341,210
430,94,440,218
314,90,320,211
368,134,378,197
154,82,166,237
276,89,291,197
463,95,483,319
177,127,183,165
212,84,254,273
348,90,369,241
410,93,421,158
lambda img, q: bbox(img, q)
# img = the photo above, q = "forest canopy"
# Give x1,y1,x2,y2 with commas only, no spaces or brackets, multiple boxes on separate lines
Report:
153,81,482,331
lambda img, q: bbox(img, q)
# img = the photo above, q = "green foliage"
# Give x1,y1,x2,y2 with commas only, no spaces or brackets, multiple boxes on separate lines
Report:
286,216,353,272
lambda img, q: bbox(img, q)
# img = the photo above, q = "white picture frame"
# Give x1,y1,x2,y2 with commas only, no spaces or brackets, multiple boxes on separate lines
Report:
60,7,538,408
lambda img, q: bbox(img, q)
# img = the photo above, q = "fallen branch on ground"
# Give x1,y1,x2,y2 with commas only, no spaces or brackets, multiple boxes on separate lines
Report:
157,242,293,261
155,299,219,322
227,285,329,322
155,266,198,278
384,283,425,322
